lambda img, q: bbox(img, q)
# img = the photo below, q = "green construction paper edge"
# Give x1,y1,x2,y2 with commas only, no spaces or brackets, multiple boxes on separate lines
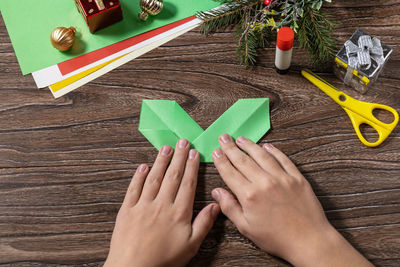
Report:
138,98,270,163
138,100,204,149
192,98,270,162
0,0,220,75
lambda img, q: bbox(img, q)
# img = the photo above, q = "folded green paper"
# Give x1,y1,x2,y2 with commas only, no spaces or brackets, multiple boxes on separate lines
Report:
138,98,270,162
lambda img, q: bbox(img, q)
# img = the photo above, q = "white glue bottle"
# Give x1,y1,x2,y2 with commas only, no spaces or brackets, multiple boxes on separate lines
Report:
275,27,294,74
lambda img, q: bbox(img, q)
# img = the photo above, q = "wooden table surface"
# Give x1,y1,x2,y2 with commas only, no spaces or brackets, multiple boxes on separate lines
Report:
1,1,399,266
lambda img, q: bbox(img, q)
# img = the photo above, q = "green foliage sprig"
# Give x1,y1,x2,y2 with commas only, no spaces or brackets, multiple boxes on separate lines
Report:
198,0,337,66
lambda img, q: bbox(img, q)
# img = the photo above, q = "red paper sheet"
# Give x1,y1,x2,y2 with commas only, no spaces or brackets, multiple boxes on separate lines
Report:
58,16,196,75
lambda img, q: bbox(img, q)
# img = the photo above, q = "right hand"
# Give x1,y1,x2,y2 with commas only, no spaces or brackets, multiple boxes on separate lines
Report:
211,134,372,267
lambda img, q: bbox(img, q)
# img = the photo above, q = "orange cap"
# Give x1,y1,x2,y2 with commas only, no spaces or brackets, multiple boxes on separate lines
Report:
277,27,294,51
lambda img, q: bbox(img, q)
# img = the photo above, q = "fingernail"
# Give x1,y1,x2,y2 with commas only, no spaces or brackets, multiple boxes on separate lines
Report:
220,134,231,144
211,189,220,201
189,149,198,159
264,143,273,150
237,136,248,144
161,145,172,155
178,138,188,149
211,204,220,219
213,149,223,159
138,164,147,173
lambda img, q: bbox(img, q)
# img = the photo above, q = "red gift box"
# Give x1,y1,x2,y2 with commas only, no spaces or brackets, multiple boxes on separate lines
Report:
74,0,123,33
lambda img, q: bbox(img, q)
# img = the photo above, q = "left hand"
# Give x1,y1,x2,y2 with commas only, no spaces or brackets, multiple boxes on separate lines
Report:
104,139,220,267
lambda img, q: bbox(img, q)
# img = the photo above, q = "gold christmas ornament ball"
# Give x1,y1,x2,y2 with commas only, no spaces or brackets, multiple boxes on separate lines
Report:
138,0,163,21
50,27,76,51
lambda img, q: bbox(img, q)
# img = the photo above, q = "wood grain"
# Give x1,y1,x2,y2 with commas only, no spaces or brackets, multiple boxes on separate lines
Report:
0,0,399,266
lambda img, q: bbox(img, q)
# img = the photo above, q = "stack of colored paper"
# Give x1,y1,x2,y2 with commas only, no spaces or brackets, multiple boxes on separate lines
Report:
0,0,220,98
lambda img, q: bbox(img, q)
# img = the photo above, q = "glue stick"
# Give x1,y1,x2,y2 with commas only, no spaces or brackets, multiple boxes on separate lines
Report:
275,27,294,74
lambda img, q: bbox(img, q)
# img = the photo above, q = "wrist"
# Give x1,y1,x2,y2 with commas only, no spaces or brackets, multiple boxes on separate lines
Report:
287,224,344,267
287,224,372,267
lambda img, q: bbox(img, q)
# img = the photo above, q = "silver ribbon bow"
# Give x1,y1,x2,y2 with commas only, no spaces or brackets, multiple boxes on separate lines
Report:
343,35,385,84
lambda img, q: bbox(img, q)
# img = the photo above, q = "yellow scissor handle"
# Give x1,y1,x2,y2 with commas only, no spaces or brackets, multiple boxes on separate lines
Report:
301,69,399,147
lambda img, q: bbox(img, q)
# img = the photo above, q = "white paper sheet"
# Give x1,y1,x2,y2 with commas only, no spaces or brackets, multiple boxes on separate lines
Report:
49,23,198,98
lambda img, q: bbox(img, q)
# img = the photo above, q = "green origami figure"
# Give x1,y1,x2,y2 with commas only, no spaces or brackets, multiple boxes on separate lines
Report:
138,98,270,162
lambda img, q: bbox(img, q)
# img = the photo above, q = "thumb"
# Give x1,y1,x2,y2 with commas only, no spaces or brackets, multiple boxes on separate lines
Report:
190,203,220,246
211,188,246,231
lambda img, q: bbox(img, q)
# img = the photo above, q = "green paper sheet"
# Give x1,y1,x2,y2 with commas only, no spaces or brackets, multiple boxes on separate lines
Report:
0,0,219,75
138,99,270,162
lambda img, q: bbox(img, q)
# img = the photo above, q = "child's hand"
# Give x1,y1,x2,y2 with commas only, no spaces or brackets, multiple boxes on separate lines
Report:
212,134,372,267
105,139,220,267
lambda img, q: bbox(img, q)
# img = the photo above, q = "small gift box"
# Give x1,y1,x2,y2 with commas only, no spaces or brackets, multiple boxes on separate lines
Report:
334,29,392,94
74,0,123,33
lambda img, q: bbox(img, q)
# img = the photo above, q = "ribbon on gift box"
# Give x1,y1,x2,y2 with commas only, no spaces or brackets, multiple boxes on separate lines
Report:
344,34,385,84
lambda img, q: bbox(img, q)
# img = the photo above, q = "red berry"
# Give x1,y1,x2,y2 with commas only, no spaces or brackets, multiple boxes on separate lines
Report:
264,0,271,5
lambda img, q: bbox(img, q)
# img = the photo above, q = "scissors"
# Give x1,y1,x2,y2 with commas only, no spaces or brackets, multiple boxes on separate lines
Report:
301,69,399,147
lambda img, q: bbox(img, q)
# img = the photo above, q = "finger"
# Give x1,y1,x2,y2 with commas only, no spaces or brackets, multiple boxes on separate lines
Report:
263,144,303,178
141,145,173,201
236,136,285,176
219,134,263,181
123,164,149,207
157,139,190,202
212,148,250,197
190,203,220,248
175,149,200,209
211,188,247,232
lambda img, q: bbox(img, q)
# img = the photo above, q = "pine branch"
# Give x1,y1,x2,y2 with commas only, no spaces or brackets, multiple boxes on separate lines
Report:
198,0,337,66
236,30,258,66
197,5,241,35
255,25,273,48
297,6,337,65
197,0,260,35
